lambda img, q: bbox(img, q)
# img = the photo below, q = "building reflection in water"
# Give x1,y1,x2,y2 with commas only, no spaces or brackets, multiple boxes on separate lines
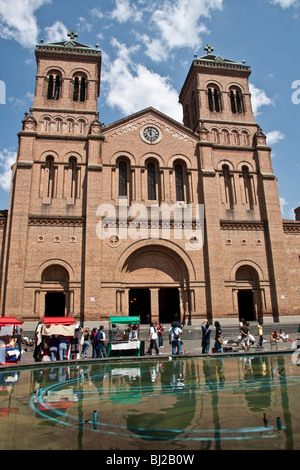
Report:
0,354,299,450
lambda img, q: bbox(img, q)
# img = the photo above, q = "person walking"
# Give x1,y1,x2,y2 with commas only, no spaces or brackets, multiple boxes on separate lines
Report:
58,336,68,360
147,322,160,355
201,320,211,354
157,323,165,348
109,324,119,342
169,322,183,355
90,328,97,358
95,325,107,358
257,321,264,349
81,327,90,358
214,321,223,353
240,321,250,351
237,318,245,344
49,335,59,361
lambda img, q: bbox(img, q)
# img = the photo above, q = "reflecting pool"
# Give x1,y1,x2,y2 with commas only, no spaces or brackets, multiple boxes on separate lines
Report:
0,353,299,450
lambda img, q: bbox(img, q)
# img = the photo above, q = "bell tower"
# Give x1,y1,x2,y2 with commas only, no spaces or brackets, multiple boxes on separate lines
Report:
178,45,290,319
179,44,255,133
33,29,101,123
0,31,103,320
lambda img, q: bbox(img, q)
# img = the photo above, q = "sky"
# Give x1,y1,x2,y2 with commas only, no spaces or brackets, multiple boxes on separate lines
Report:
0,0,299,219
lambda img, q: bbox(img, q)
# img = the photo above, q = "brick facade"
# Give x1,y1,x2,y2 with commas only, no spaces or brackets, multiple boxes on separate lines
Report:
0,37,299,324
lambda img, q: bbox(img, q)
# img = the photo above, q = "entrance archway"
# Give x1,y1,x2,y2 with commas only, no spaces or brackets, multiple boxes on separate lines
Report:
119,243,192,324
235,265,260,321
129,289,151,323
45,292,65,317
41,265,69,317
159,288,180,323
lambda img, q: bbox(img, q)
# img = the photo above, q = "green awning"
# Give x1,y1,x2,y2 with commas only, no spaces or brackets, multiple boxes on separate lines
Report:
109,316,140,325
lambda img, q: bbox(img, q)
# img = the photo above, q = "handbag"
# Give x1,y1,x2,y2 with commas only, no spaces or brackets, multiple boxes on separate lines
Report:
80,335,84,345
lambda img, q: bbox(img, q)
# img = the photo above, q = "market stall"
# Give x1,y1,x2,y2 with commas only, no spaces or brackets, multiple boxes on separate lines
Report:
0,317,23,364
34,317,76,362
107,316,143,357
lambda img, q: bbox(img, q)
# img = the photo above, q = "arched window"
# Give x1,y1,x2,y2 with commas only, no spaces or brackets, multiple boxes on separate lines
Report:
47,74,61,100
119,161,128,198
191,91,197,118
69,157,78,199
222,164,234,209
184,104,190,128
175,163,184,202
73,76,87,102
207,85,221,112
45,156,55,199
230,87,244,114
242,165,254,209
147,162,156,201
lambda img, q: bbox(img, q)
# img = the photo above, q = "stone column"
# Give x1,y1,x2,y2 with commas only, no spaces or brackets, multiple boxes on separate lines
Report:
150,288,160,323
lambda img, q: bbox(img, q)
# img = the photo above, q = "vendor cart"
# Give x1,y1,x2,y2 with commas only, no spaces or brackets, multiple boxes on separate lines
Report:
34,317,76,362
0,317,23,364
107,316,143,357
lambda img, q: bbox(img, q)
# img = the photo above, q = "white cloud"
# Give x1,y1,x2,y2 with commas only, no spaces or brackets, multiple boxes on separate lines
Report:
136,34,169,62
249,83,274,115
279,197,296,219
266,130,285,145
141,0,223,61
89,7,104,20
8,91,34,108
102,39,182,122
0,149,16,192
0,0,51,48
111,0,143,23
270,0,299,8
44,21,68,43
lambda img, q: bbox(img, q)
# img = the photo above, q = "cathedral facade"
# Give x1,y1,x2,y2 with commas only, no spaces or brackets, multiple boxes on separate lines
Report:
0,34,299,324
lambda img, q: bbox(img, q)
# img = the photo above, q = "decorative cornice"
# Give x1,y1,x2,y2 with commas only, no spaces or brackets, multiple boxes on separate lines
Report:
260,172,276,180
220,220,265,231
17,161,33,168
88,164,103,171
30,107,98,115
283,222,300,234
36,134,87,142
29,216,85,227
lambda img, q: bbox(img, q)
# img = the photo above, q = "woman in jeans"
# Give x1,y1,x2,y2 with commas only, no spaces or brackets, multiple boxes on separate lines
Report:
201,321,211,354
58,336,68,360
81,327,90,358
214,321,223,353
147,322,160,355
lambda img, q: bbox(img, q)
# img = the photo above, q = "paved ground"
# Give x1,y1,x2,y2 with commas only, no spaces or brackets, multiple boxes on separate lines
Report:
2,318,299,369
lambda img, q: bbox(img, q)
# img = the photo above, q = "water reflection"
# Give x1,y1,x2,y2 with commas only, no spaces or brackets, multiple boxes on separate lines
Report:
0,354,299,450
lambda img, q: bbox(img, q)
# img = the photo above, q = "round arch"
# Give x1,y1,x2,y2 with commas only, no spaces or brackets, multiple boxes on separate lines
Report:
35,259,75,283
110,151,136,166
140,152,164,167
230,260,264,282
114,239,196,283
168,154,192,169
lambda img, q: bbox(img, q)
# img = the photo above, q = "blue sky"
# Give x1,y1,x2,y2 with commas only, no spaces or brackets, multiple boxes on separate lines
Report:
0,0,299,218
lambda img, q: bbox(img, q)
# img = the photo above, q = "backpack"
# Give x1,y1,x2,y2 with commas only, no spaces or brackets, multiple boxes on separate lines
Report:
173,328,180,340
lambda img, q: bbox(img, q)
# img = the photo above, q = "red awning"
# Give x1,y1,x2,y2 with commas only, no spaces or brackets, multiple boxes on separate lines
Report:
41,317,75,326
0,317,23,326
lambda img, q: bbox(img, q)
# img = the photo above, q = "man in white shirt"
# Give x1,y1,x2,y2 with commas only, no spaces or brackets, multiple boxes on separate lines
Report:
169,323,183,355
147,322,160,355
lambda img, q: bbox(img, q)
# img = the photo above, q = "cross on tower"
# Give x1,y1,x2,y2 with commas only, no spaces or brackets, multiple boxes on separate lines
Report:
204,44,214,54
68,30,78,41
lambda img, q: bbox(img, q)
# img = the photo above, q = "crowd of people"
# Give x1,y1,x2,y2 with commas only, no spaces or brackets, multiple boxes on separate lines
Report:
145,318,294,357
30,318,295,362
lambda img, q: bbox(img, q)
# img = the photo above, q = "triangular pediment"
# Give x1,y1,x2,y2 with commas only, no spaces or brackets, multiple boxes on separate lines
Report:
102,107,197,146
